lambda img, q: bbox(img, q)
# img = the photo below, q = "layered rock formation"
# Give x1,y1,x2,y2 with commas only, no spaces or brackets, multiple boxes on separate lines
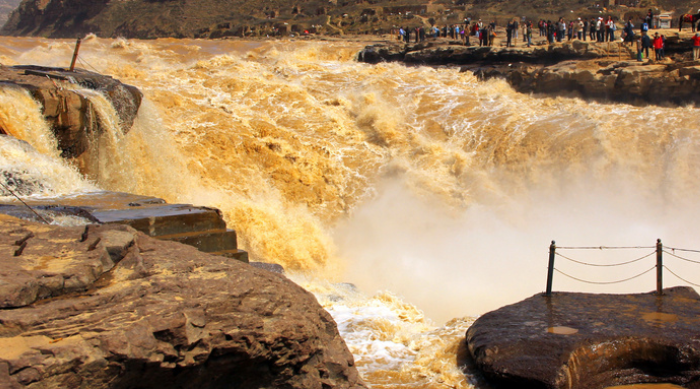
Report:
0,214,365,389
0,191,248,261
358,40,634,65
0,65,142,159
474,59,700,105
466,287,700,389
358,38,700,105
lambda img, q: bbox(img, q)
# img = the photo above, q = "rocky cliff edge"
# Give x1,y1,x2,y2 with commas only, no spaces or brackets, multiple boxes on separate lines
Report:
0,214,365,389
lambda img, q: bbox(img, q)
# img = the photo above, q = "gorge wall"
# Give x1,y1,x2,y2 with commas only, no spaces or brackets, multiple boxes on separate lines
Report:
2,0,698,39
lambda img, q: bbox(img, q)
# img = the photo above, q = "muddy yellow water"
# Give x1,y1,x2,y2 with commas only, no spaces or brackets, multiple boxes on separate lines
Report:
2,36,700,388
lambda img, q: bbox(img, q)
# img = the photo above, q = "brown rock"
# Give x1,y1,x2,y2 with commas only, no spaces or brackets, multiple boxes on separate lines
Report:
0,215,365,389
474,59,700,106
466,287,700,389
0,65,142,159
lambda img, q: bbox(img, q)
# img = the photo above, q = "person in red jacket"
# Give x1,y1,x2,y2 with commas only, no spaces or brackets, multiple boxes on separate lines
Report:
692,33,700,60
653,32,664,60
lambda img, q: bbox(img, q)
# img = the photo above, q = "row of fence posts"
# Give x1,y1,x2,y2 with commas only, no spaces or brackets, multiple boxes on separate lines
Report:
545,239,664,297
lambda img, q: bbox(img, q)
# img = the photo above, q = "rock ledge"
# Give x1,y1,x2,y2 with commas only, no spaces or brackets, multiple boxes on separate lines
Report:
466,287,700,389
0,215,365,389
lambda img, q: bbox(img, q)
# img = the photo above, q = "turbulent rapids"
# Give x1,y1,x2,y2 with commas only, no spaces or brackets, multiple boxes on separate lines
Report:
2,36,700,388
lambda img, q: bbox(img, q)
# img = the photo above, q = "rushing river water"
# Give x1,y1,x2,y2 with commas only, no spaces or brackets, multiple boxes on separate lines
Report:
2,36,700,388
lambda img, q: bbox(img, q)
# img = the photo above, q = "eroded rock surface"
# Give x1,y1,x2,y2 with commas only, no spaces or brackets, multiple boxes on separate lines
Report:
472,60,700,106
466,287,700,389
0,214,364,389
0,65,142,159
357,41,635,65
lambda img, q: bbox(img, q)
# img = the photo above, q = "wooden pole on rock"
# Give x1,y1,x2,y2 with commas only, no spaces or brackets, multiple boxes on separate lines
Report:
69,38,82,72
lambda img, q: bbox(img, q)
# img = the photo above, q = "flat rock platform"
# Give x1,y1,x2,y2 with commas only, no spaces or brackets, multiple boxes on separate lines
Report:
466,287,700,389
0,191,248,262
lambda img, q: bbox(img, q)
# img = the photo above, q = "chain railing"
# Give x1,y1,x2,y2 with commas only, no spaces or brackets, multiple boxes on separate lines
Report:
545,239,700,296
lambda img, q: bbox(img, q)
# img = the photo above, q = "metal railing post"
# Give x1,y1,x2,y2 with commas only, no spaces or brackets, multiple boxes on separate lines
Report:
656,239,663,295
546,240,556,297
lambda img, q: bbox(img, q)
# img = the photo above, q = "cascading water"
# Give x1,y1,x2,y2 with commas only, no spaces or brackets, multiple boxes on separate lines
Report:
2,35,700,388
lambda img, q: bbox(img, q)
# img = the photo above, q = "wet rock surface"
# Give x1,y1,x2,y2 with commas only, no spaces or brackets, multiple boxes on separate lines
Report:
0,214,364,389
466,287,700,389
0,65,142,158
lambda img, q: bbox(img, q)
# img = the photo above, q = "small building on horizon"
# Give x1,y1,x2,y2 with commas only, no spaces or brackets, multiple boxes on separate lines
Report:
654,13,673,29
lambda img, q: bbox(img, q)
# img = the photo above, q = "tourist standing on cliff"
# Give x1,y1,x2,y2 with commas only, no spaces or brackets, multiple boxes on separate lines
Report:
547,20,555,44
526,21,533,47
660,35,666,60
653,32,664,60
506,21,514,47
692,33,700,60
480,24,488,46
464,19,470,45
644,9,653,30
577,18,584,40
641,17,649,35
624,19,635,45
558,18,566,42
590,18,596,41
596,18,604,42
607,17,616,42
641,32,651,59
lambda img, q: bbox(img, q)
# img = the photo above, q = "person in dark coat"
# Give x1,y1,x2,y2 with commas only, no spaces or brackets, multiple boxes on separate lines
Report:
506,21,514,47
641,32,651,58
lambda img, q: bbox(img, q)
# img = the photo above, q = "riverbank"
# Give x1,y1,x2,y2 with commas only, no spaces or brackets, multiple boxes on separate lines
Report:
357,28,700,106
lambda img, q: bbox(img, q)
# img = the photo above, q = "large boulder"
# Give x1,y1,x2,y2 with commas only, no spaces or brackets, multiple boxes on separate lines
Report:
466,287,700,389
0,214,365,389
0,65,142,159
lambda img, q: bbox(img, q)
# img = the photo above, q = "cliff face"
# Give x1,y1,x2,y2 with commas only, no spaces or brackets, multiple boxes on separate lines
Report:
1,0,333,39
0,0,20,25
1,0,697,39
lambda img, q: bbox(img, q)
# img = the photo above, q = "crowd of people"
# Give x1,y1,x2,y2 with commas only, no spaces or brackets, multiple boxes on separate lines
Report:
396,9,700,62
